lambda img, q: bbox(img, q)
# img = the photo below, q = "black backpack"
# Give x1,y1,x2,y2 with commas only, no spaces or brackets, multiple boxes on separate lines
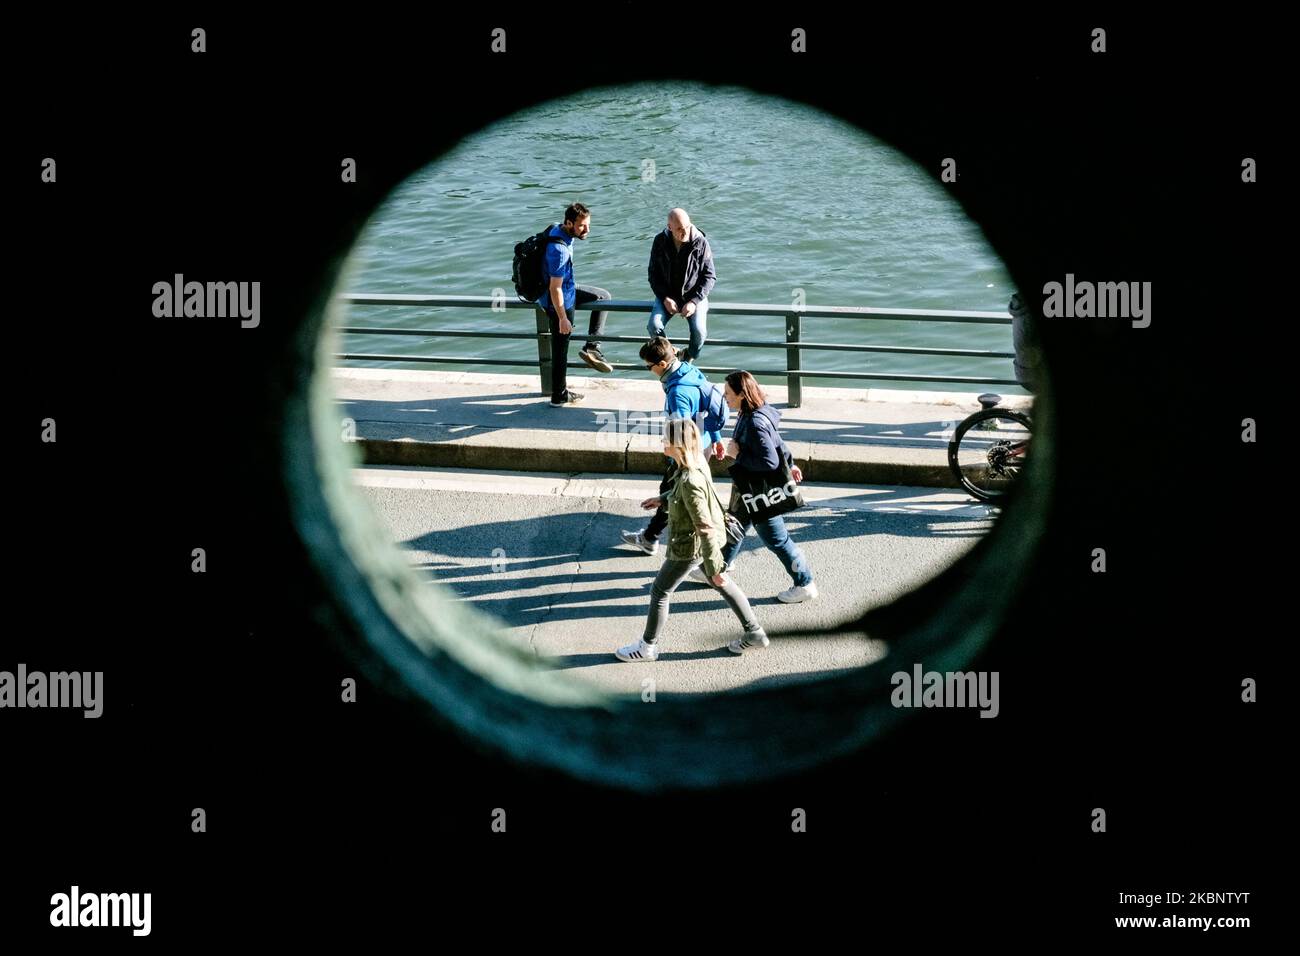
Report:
512,226,565,302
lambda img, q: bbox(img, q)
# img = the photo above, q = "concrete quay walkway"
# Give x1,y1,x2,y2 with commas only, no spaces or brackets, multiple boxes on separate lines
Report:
333,368,1032,487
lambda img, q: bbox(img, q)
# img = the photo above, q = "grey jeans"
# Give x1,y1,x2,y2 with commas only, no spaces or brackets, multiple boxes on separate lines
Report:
642,557,763,645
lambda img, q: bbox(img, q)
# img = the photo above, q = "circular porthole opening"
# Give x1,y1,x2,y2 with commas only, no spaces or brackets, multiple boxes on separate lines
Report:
283,82,1054,791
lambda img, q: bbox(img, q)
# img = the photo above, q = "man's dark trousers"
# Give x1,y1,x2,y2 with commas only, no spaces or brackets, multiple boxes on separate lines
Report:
546,285,611,401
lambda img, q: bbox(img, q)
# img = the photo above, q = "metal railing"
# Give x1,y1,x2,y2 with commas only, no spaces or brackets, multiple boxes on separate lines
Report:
335,294,1018,407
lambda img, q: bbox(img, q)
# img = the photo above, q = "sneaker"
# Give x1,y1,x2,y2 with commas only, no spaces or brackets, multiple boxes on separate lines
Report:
549,389,584,407
776,582,819,603
615,639,659,662
620,530,660,555
579,347,613,373
688,563,735,584
676,346,692,364
727,627,770,654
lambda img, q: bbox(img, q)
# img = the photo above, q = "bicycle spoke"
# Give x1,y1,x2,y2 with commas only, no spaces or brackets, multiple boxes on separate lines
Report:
949,408,1032,501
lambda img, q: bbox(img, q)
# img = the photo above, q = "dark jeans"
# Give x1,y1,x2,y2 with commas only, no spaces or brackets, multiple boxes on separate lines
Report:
642,557,761,645
546,284,611,401
643,458,679,542
721,512,814,587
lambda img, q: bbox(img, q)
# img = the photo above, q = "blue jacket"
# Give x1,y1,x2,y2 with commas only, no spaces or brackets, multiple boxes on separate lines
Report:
732,403,789,472
660,359,722,446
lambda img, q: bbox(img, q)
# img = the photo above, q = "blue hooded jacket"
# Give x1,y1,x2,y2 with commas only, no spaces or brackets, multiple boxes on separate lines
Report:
660,359,723,446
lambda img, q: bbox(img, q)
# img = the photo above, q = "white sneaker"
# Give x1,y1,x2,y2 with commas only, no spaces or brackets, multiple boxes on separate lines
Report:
620,530,660,556
615,639,660,662
776,582,819,603
727,628,770,654
688,563,735,584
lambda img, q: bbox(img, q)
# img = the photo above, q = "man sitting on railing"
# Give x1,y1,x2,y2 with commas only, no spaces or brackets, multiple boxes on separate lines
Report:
647,208,716,364
538,202,614,406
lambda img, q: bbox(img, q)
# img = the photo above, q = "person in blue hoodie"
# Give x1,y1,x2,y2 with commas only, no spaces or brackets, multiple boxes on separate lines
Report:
621,336,726,555
689,370,818,603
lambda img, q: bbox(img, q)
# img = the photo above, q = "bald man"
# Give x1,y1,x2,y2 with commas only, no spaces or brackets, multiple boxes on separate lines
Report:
646,208,717,363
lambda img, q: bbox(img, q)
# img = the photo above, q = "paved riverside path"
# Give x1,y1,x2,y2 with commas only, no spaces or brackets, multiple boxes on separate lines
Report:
354,465,1000,696
333,369,1033,487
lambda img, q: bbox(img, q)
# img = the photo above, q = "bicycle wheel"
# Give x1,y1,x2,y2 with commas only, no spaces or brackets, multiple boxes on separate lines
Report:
947,407,1033,501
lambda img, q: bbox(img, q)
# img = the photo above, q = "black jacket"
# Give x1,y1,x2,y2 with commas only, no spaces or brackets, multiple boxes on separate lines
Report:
647,228,717,307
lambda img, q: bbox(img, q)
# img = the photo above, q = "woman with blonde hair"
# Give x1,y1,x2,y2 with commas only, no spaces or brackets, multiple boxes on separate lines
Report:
616,416,769,660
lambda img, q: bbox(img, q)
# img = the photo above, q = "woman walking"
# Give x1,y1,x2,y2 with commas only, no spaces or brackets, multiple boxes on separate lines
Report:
616,416,769,660
690,370,818,602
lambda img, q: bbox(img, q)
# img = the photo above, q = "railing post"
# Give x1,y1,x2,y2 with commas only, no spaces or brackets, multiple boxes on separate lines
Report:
785,312,802,407
534,307,552,397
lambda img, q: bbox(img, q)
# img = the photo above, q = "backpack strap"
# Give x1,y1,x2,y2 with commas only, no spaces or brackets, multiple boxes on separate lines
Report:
698,382,722,427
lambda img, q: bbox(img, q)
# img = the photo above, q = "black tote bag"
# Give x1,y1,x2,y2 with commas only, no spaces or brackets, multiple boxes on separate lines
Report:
727,444,805,521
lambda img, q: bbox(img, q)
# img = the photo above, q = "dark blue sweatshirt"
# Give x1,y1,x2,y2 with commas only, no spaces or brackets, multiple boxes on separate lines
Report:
732,403,787,471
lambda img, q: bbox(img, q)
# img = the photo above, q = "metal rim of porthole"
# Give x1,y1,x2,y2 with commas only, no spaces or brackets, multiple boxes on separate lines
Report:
279,97,1055,794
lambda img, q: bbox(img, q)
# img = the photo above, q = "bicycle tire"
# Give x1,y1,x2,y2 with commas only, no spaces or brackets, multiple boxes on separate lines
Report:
947,407,1033,501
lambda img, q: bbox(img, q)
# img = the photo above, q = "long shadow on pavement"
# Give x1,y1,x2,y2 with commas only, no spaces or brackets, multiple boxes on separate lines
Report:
397,494,992,571
544,647,739,669
340,391,971,451
390,499,993,639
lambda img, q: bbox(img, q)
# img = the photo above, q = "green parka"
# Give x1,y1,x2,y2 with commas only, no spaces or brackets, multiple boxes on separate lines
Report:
663,461,727,576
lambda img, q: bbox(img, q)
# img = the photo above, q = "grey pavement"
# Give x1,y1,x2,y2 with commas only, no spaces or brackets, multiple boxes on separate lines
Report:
354,465,1000,696
333,368,1034,485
